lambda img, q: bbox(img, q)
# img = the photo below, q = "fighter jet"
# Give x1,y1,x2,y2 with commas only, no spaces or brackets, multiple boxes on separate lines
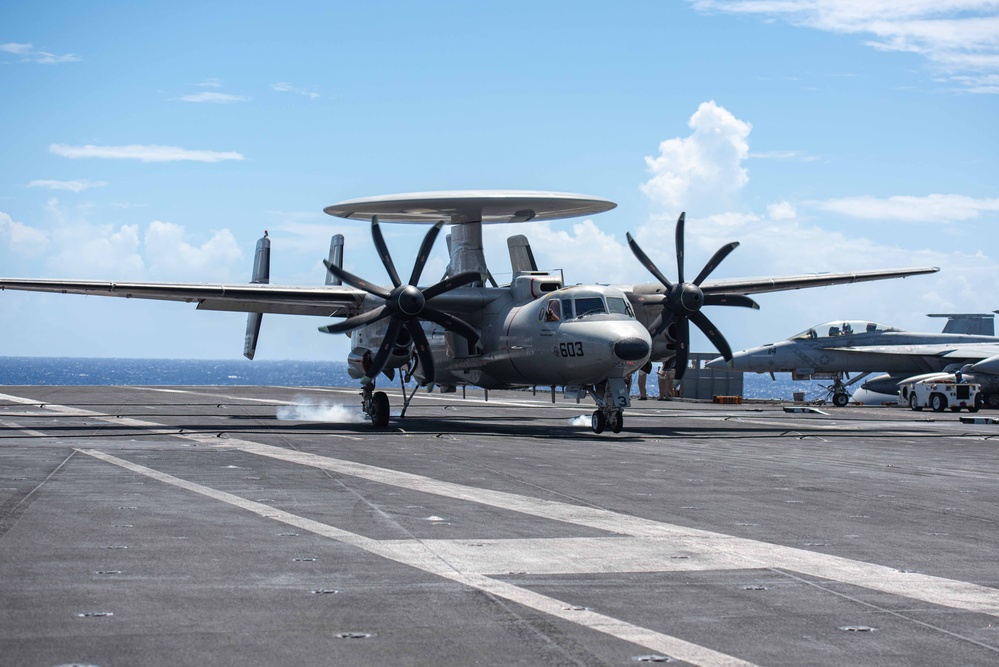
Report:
710,314,999,406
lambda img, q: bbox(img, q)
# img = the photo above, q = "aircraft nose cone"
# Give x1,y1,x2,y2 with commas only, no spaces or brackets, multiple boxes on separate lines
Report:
614,337,650,361
705,356,727,369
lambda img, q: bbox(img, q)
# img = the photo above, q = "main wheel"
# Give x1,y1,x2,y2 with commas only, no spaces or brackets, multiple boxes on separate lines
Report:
611,410,624,434
909,394,922,411
984,393,999,409
370,391,390,427
930,393,947,413
591,410,606,434
832,392,849,408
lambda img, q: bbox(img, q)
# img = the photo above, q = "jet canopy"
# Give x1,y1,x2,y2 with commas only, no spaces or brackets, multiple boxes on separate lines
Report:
789,320,901,341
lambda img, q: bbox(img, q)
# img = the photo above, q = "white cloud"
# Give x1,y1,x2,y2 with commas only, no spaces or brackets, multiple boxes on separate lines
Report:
144,221,243,280
49,143,246,163
690,1,999,92
27,179,108,193
640,101,752,214
0,211,49,255
814,193,999,221
175,92,251,104
271,82,321,99
196,78,223,88
768,200,797,220
0,42,80,64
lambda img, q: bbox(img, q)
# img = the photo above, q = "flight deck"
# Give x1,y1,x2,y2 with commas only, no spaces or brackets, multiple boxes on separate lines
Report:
1,386,998,666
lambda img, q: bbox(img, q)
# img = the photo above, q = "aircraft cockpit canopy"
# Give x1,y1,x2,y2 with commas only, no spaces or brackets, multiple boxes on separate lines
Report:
790,320,901,341
541,291,635,323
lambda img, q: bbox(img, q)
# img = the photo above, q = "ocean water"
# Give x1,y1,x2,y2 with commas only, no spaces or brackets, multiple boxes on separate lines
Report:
0,357,827,401
0,357,828,400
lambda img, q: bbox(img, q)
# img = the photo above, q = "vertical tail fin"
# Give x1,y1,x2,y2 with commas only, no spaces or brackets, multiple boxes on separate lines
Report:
326,234,344,285
243,231,271,360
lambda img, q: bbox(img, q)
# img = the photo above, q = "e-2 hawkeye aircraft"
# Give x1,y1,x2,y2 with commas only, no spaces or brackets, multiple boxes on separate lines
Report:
0,190,939,433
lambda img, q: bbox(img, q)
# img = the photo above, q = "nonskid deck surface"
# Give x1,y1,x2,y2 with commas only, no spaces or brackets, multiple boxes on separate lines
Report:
1,385,998,667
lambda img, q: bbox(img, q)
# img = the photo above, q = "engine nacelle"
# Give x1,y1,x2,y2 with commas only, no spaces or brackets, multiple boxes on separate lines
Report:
971,354,999,375
346,347,373,380
345,330,414,380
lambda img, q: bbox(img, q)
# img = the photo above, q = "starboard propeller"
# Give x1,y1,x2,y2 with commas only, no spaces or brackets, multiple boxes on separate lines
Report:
627,212,759,379
319,216,482,385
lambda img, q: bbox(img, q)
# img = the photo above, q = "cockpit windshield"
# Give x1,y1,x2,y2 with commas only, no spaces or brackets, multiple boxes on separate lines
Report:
789,320,900,340
606,297,634,317
574,297,606,318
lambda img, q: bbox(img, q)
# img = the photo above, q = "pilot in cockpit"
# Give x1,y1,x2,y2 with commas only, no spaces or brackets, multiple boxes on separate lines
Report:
544,299,561,322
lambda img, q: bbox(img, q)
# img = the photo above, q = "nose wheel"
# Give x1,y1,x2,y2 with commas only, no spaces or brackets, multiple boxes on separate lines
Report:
591,409,624,434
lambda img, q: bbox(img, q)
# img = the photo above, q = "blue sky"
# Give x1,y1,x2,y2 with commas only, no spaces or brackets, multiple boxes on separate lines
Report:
2,1,998,360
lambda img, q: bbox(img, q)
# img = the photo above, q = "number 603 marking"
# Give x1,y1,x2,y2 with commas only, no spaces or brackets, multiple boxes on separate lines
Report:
559,342,584,357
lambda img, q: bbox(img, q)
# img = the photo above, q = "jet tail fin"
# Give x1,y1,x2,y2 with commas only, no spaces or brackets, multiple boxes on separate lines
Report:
243,231,271,360
927,313,996,336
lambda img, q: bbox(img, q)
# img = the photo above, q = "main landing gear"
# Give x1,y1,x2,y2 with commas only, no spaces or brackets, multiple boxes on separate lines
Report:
360,361,425,428
361,384,390,427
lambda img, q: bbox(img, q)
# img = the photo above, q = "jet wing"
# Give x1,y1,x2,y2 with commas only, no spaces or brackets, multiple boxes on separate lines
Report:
829,343,999,360
0,279,367,317
698,266,940,295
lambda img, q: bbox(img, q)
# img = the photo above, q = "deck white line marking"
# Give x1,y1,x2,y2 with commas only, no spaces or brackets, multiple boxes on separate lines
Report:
0,419,48,437
10,390,999,618
222,438,999,617
78,448,756,667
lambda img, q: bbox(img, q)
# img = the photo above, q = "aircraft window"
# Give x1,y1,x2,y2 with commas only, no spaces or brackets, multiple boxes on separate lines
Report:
606,297,634,317
574,297,606,318
543,299,561,322
561,298,574,319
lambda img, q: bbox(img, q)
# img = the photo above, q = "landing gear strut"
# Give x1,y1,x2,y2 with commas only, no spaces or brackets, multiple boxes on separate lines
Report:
586,379,628,434
361,383,390,427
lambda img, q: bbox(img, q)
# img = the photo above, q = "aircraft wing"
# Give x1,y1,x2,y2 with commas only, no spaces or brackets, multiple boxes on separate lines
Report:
0,278,367,317
698,266,940,295
829,343,999,360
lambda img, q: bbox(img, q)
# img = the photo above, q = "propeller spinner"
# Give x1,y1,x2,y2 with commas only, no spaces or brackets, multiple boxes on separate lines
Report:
627,212,759,379
319,217,482,385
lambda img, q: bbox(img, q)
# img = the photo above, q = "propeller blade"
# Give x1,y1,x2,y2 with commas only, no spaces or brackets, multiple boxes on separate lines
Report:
405,320,435,385
318,305,390,334
371,216,403,288
364,316,403,383
626,233,674,290
690,310,733,361
650,310,677,339
692,242,739,286
647,312,663,337
673,316,690,380
420,306,481,348
422,270,483,301
702,293,759,309
675,212,685,284
323,260,391,300
408,221,444,287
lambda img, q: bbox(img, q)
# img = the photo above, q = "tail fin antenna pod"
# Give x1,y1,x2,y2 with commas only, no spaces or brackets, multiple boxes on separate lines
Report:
243,231,271,360
326,234,344,286
507,234,538,275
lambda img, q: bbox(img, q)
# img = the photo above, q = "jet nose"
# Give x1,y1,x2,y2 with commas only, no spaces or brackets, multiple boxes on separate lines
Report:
614,337,651,361
705,356,728,369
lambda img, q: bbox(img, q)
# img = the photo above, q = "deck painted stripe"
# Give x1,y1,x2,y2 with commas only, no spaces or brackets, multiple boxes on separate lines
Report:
79,447,756,667
221,437,999,617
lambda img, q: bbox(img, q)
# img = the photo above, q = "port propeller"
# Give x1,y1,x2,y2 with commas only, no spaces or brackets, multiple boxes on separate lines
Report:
627,212,759,379
320,216,482,385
